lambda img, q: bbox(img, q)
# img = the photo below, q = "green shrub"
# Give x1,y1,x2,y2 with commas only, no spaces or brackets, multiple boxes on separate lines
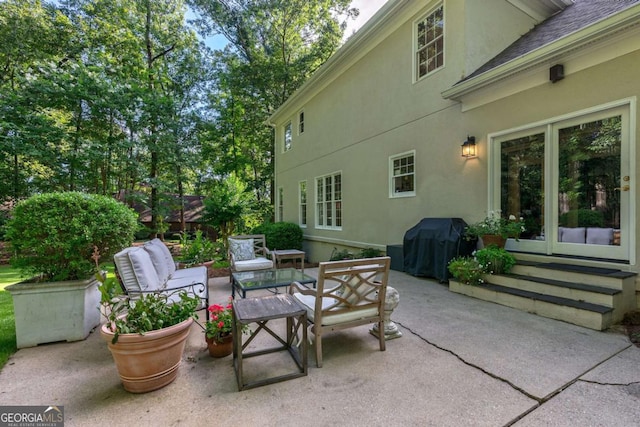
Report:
178,230,217,266
6,192,139,282
329,248,356,261
559,209,604,227
252,222,303,251
360,247,383,258
448,256,484,285
474,246,516,274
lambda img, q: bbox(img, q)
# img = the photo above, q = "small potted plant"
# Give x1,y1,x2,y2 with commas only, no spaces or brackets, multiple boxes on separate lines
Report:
5,191,139,348
204,300,236,357
464,211,525,247
100,287,199,393
448,256,484,286
474,246,517,275
178,230,218,269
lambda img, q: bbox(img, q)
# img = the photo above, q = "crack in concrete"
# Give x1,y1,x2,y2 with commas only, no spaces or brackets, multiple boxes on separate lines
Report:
397,323,637,426
397,321,542,403
578,378,640,387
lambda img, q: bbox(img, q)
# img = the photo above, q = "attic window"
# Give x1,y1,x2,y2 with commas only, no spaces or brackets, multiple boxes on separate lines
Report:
415,4,444,80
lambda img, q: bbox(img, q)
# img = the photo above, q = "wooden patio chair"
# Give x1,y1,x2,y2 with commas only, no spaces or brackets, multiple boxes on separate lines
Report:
289,256,391,367
227,234,274,282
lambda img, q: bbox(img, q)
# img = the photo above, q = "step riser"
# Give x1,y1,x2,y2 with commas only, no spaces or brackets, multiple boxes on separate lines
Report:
511,265,625,289
450,281,609,330
488,275,617,308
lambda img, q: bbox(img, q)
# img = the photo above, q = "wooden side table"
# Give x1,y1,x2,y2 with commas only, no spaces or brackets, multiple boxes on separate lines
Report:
271,249,305,272
232,294,308,391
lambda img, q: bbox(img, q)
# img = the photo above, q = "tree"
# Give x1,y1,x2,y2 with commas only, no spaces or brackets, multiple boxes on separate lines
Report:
189,0,357,210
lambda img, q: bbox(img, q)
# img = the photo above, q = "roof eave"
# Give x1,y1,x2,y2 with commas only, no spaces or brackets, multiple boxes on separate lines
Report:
442,3,640,101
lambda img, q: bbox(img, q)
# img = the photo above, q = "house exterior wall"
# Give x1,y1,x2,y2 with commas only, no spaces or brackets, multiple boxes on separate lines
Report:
271,0,640,270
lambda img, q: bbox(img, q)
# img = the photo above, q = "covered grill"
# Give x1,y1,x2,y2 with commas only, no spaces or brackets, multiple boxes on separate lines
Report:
403,218,475,282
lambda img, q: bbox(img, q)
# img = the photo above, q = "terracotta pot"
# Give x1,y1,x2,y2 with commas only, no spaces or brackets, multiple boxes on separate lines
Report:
481,234,506,248
206,334,233,358
100,317,193,393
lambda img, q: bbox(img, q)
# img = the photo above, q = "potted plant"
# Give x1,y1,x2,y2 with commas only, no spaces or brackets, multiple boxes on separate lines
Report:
5,192,139,348
100,284,199,393
474,246,517,275
447,256,484,286
204,299,244,358
178,230,218,269
464,211,525,247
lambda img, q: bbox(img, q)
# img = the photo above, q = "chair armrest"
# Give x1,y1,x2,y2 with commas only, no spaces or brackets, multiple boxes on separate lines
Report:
289,281,317,296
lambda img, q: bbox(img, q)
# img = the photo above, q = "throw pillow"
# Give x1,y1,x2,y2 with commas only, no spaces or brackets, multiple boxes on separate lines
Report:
229,238,256,261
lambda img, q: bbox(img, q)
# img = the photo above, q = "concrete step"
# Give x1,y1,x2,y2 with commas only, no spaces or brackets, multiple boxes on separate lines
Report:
511,260,635,290
449,279,613,331
449,259,637,330
488,273,621,308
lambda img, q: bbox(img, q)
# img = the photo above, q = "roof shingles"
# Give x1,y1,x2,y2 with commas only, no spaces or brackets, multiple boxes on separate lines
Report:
462,0,640,82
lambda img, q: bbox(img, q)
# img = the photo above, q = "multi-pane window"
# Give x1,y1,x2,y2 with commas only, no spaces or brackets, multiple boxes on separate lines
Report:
299,181,307,227
316,172,342,229
416,5,444,80
298,111,305,134
278,187,284,220
284,122,292,151
390,151,416,197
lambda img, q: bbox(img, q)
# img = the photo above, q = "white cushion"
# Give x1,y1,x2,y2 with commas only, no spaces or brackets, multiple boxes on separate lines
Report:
143,242,170,284
145,238,176,275
586,227,614,245
233,257,273,271
166,265,208,304
127,247,161,291
229,238,256,261
293,293,379,326
559,227,586,243
113,247,140,293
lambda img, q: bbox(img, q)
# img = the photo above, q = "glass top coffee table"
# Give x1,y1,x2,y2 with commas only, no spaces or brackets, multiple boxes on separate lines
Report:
231,268,317,298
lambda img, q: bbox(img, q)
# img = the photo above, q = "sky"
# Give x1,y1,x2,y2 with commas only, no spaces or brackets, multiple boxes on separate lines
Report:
344,0,389,39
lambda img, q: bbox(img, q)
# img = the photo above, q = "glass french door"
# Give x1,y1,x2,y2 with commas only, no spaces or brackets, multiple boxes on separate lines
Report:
492,104,632,261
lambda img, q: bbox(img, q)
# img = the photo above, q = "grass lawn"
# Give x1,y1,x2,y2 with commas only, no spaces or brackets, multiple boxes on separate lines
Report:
0,265,27,368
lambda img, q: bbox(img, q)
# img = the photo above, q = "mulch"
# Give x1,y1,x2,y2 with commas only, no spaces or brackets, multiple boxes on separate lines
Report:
622,310,640,348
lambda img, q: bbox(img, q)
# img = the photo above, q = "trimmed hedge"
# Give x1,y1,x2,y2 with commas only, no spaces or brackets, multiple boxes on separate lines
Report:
6,192,139,281
252,222,303,251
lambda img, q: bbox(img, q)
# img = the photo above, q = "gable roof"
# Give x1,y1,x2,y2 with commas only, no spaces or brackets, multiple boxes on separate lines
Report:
463,0,640,81
444,0,640,99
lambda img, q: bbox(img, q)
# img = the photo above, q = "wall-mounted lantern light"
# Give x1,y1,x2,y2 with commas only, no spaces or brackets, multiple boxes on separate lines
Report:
461,136,476,158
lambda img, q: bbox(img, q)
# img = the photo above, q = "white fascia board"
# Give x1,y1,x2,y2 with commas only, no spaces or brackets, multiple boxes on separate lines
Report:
442,3,640,102
506,0,573,22
268,0,413,125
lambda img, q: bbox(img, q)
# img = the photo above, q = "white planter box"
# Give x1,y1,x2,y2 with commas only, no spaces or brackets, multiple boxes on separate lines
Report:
7,277,101,348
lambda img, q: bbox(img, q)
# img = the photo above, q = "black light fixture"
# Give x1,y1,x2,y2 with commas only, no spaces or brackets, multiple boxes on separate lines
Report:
461,136,476,158
549,64,564,83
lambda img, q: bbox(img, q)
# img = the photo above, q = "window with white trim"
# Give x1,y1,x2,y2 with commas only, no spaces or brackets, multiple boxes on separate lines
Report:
316,172,342,229
390,151,416,197
284,122,292,151
415,4,444,80
299,180,307,227
278,187,284,220
298,111,305,134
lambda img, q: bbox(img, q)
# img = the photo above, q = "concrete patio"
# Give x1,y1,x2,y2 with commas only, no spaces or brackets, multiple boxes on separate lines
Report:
1,269,638,426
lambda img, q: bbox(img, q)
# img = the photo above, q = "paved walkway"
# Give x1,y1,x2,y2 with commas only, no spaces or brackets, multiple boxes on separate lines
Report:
1,270,638,426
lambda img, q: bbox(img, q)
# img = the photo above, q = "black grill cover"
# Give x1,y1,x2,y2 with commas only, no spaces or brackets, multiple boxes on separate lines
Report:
403,218,475,282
